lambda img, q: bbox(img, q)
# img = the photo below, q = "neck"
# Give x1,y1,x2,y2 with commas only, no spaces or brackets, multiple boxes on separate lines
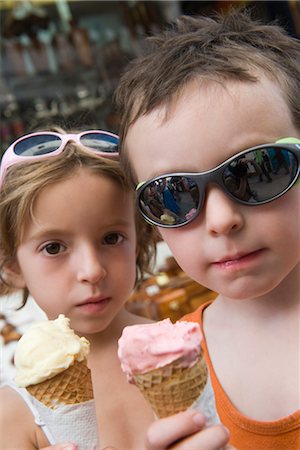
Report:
86,307,153,353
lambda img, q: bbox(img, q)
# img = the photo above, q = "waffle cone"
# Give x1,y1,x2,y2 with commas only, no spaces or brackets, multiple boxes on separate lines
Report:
27,360,94,409
133,354,208,418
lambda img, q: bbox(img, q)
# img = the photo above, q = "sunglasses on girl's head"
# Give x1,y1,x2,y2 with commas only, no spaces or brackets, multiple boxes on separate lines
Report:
136,139,300,228
0,130,119,189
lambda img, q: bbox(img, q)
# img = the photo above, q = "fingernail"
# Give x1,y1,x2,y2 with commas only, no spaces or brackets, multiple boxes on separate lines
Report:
62,445,77,450
193,412,205,427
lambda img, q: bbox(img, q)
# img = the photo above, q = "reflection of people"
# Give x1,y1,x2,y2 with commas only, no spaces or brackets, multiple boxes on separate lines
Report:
147,185,164,217
116,9,300,450
225,158,256,201
161,179,181,214
254,150,272,182
0,128,158,449
224,157,262,201
273,149,290,174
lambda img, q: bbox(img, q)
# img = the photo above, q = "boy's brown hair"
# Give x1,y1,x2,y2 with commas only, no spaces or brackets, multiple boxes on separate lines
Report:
115,8,300,182
0,129,157,306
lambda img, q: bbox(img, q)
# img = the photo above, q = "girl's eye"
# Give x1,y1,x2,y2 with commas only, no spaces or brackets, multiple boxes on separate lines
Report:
42,242,66,255
103,233,124,245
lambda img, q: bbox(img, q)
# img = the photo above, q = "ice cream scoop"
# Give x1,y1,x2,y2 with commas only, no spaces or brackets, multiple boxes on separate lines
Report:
118,318,202,379
15,314,90,387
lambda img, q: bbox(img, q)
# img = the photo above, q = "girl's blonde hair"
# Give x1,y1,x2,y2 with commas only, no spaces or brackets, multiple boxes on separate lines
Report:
0,128,157,306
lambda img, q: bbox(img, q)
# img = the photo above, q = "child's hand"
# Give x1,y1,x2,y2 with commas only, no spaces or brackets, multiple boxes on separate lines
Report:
145,410,234,450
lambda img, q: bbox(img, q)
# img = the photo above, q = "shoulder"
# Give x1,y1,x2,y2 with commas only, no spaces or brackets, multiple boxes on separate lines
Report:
0,385,37,449
0,385,32,423
0,384,26,413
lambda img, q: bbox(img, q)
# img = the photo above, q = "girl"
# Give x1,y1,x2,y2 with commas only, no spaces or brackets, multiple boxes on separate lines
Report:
0,128,230,450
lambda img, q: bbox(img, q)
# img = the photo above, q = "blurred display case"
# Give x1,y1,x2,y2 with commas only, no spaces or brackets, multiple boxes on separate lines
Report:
126,256,217,323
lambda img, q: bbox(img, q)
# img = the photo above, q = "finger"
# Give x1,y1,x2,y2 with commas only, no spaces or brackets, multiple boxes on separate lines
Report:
146,410,206,450
171,425,230,450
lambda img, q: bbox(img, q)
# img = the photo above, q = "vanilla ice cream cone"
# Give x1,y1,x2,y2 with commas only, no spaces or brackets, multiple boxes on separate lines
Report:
14,315,99,449
14,314,94,408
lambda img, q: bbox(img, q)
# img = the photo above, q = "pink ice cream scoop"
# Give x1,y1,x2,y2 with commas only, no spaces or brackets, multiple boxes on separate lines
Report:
118,319,203,379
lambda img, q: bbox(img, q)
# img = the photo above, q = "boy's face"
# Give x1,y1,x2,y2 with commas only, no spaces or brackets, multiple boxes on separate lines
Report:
126,77,300,299
12,168,137,335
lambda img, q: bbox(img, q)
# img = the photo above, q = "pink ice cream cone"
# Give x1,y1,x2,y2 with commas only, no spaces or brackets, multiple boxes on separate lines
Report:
118,319,207,418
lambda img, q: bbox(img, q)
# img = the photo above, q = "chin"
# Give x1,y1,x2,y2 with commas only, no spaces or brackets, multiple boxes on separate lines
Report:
219,280,282,301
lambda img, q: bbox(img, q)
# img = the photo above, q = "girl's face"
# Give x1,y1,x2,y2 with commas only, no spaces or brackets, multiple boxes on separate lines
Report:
13,168,137,335
126,77,300,300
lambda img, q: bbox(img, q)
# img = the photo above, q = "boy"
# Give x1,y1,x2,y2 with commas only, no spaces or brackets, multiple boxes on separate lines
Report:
115,9,300,449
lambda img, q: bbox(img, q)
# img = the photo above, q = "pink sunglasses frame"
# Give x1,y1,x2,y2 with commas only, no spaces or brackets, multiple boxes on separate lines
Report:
0,130,119,189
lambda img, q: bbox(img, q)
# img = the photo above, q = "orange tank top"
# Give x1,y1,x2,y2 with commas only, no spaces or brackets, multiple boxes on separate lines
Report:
182,303,300,449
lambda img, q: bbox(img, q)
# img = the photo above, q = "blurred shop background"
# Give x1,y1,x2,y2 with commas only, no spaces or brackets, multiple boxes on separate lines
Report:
0,0,299,382
0,0,299,153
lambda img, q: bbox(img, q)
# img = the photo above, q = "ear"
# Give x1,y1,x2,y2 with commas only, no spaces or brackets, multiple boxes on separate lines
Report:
2,259,26,289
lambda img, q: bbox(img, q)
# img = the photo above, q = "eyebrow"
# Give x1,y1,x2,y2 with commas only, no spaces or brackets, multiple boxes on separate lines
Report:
22,227,69,241
102,218,134,228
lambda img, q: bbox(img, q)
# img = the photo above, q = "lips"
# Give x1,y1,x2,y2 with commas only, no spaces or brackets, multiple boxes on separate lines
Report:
77,296,110,312
212,249,265,269
78,296,109,306
215,251,254,264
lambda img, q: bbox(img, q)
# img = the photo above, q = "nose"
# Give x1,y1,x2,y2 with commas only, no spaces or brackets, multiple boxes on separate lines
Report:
204,186,244,236
76,245,107,284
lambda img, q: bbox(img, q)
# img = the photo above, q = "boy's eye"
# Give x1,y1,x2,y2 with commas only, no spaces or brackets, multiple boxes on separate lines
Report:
103,233,124,245
42,242,66,255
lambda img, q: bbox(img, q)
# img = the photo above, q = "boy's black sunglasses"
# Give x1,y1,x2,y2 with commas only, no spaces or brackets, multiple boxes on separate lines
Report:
136,139,300,228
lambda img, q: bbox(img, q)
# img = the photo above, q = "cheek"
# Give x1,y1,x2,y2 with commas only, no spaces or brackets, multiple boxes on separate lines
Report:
159,228,201,272
266,216,300,261
129,254,138,285
114,249,137,287
16,259,65,315
259,191,300,243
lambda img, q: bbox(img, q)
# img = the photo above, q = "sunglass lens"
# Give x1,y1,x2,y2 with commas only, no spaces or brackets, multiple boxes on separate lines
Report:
14,135,62,156
140,176,200,226
223,148,298,203
80,133,118,154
